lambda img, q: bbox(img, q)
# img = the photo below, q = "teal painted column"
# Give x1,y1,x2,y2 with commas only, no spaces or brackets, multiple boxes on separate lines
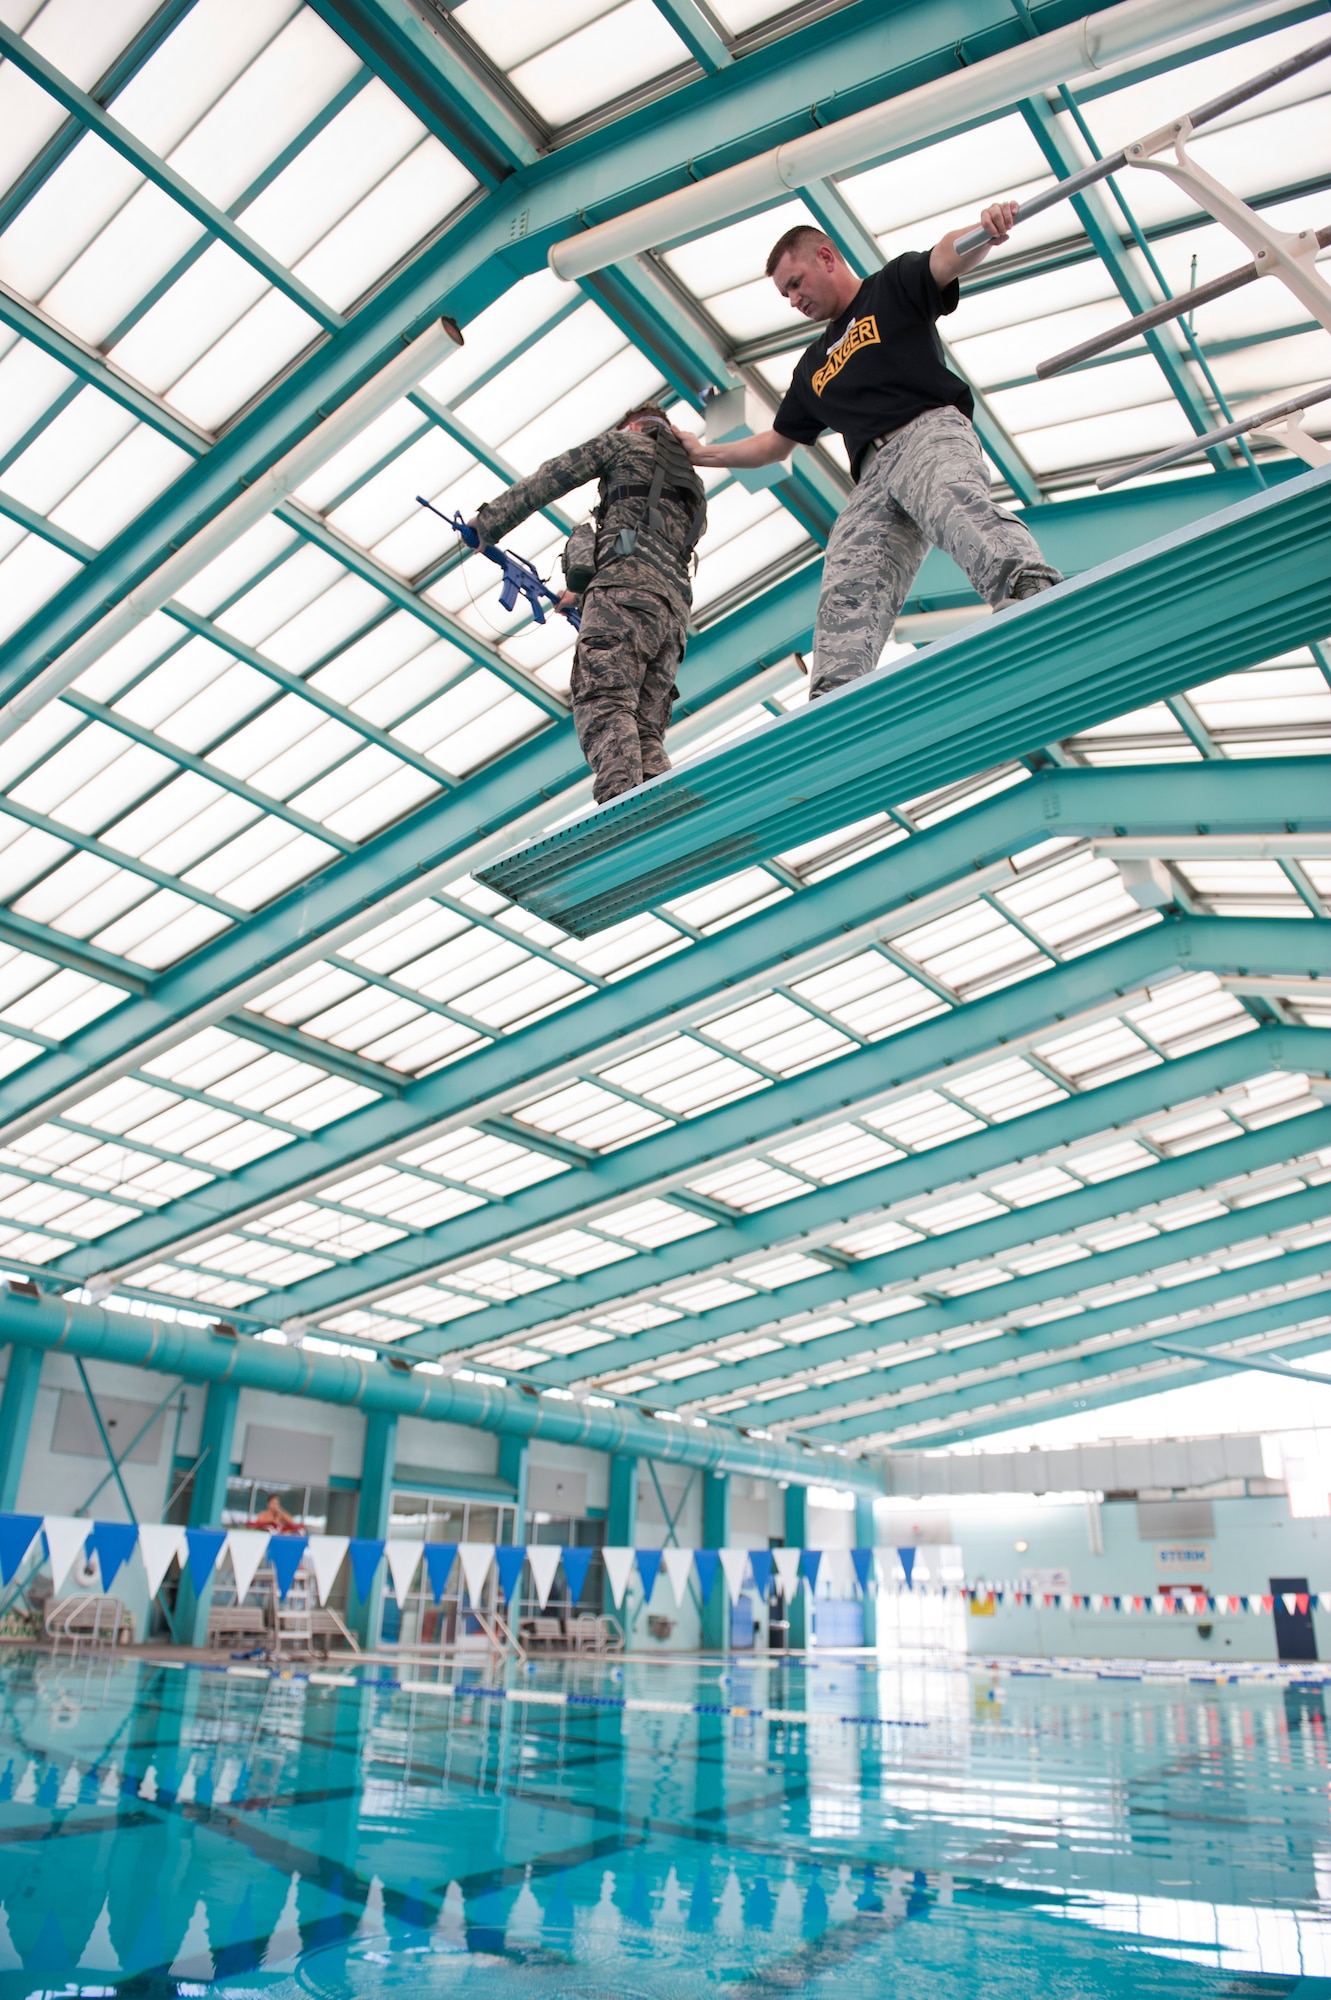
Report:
352,1410,397,1648
177,1382,239,1648
855,1493,878,1650
0,1346,42,1512
607,1452,637,1544
702,1471,730,1651
498,1436,528,1541
784,1485,809,1651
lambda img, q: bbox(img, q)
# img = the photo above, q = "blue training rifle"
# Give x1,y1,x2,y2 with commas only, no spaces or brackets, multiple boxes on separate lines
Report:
415,496,580,632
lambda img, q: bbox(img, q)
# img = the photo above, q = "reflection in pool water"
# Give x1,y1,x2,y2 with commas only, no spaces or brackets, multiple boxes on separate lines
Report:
0,1653,1329,1997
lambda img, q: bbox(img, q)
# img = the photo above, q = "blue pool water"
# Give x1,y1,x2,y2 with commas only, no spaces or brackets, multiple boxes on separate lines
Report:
2,1653,1331,1997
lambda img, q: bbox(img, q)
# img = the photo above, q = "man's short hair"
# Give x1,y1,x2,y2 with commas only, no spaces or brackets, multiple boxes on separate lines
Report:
619,401,671,430
765,224,833,278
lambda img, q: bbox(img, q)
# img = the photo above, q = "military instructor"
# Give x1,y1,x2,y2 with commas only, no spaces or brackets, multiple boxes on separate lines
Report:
683,202,1062,700
471,405,706,804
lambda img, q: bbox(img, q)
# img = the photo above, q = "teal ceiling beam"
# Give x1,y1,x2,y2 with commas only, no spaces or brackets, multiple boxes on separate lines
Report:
305,0,542,184
611,1099,1331,1400
0,0,1285,716
719,1179,1331,1427
886,1289,1331,1447
1151,1339,1331,1388
651,0,734,72
80,910,1331,1304
476,466,1331,935
811,1242,1331,1441
0,21,342,332
0,566,819,1152
0,1287,884,1493
308,1019,1329,1364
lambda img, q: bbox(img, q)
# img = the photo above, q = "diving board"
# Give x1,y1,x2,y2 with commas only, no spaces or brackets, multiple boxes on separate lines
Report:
477,466,1331,938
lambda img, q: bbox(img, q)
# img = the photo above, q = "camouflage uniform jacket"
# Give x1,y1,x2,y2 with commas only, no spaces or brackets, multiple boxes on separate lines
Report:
473,428,704,624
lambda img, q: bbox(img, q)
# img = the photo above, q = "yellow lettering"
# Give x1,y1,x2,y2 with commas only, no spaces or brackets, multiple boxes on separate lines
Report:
811,314,880,398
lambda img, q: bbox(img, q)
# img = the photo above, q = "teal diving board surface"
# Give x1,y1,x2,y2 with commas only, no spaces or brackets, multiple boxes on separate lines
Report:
478,466,1331,938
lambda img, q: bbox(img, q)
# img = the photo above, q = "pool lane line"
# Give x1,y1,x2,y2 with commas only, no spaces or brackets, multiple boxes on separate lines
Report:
150,1656,931,1726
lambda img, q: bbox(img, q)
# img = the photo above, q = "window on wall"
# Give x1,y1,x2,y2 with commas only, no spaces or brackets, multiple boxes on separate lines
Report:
381,1487,517,1647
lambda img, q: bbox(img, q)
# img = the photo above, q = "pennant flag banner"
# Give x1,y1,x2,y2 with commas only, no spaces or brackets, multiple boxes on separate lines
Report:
662,1546,695,1607
527,1545,562,1609
492,1546,527,1605
0,1517,1318,1633
267,1535,308,1602
561,1546,594,1603
422,1542,458,1603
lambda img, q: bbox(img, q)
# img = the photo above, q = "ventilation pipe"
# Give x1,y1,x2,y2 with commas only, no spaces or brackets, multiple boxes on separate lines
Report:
0,1286,884,1495
549,0,1276,281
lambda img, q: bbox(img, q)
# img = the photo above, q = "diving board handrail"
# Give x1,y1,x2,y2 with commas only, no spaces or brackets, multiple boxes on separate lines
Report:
1098,383,1331,487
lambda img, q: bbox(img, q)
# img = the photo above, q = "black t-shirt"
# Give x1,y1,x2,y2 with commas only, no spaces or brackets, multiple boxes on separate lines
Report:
773,251,973,478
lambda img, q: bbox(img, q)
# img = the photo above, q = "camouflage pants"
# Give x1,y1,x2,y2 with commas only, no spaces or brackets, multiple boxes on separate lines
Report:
572,586,686,803
811,405,1063,699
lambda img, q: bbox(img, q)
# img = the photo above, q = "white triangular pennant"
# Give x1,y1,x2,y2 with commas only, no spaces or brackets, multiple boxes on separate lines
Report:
226,1530,269,1603
601,1547,636,1608
305,1536,348,1605
526,1545,563,1609
384,1541,423,1604
43,1516,91,1592
458,1542,494,1605
662,1546,695,1607
719,1548,750,1605
137,1525,186,1599
773,1547,802,1596
1284,1592,1297,1614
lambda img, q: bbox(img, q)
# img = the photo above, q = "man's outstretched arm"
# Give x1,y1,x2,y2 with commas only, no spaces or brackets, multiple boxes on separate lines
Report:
473,434,616,544
930,200,1019,287
679,426,797,472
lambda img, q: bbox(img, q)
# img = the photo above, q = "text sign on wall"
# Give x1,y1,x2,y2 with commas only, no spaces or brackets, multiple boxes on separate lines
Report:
1156,1543,1211,1574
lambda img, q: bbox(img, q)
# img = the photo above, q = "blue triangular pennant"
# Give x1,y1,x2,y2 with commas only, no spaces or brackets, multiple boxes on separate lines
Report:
267,1535,308,1602
898,1547,916,1590
798,1549,822,1590
184,1528,226,1593
748,1549,774,1597
423,1542,457,1601
561,1546,593,1602
850,1547,874,1595
89,1520,138,1590
0,1513,41,1584
635,1548,663,1601
693,1548,720,1602
348,1538,385,1602
492,1545,527,1604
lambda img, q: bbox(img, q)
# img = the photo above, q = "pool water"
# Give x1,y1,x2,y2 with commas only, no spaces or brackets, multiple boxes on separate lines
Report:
2,1653,1331,1998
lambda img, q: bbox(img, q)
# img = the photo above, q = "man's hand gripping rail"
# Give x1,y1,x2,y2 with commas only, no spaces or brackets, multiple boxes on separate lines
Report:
415,497,581,631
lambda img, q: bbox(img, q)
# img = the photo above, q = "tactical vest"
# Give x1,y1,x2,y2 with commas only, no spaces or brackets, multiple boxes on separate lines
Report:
563,426,706,595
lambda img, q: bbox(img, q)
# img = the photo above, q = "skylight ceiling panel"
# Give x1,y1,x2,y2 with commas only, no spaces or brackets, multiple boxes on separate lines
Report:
295,136,474,315
0,821,72,903
420,270,577,412
455,304,627,449
770,1123,904,1184
217,543,345,650
986,354,1169,438
664,866,790,934
520,1228,635,1275
662,1277,755,1313
0,533,82,638
500,353,668,482
260,573,388,676
701,992,855,1076
505,0,689,124
8,716,128,819
378,923,524,1007
600,1036,767,1117
43,739,176,837
329,431,471,552
687,1159,811,1211
98,892,230,970
301,755,440,845
311,619,455,718
1190,665,1331,741
412,684,546,779
38,187,203,350
664,200,808,304
842,116,1049,238
0,125,144,302
597,1197,715,1247
244,77,428,274
949,297,1128,388
4,388,136,516
1067,700,1196,765
950,1057,1066,1123
790,951,948,1041
1206,332,1331,406
1174,857,1308,918
1128,973,1253,1057
107,238,271,394
1,965,122,1040
169,287,325,432
342,899,471,976
1035,1017,1158,1088
184,819,337,909
0,1227,71,1264
873,185,1071,275
515,1078,669,1150
110,0,303,156
49,426,194,550
20,856,151,941
401,1126,566,1193
997,856,1151,955
103,765,253,860
891,899,1050,1000
0,1181,130,1238
1012,399,1196,479
451,1256,560,1301
447,957,590,1033
210,690,352,788
175,518,298,620
865,1092,984,1151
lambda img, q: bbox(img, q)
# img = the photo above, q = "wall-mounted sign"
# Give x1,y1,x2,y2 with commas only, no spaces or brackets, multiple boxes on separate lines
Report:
1156,1543,1211,1574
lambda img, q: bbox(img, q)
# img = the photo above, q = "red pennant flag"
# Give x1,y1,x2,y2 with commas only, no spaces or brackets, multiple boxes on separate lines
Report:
1297,1594,1310,1615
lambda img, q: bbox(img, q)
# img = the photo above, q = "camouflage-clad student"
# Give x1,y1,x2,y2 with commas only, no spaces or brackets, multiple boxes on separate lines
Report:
472,405,706,804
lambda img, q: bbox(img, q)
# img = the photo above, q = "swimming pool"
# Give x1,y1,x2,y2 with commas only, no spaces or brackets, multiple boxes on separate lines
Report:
2,1652,1330,1998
